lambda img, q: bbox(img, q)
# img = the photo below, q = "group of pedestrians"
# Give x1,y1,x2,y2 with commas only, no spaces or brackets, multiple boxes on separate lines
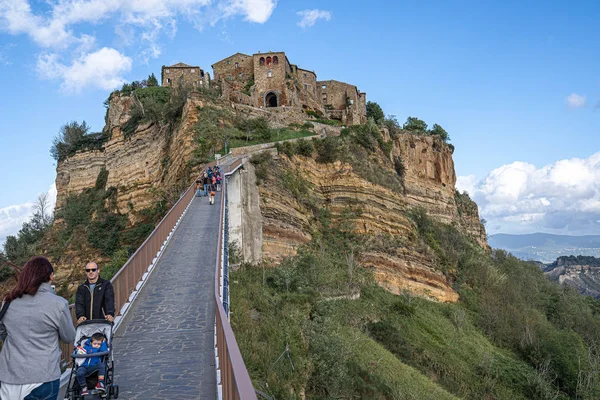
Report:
196,165,223,205
0,258,115,400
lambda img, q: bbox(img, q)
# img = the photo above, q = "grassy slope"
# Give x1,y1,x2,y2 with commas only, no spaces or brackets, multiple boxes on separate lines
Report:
230,134,600,399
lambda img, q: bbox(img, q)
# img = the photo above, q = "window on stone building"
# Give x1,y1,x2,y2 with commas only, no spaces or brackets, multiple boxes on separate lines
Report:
322,85,326,89
259,57,265,66
165,69,170,73
226,61,230,65
266,56,272,66
190,69,195,73
273,56,279,65
228,75,232,80
304,84,307,89
304,73,307,78
235,62,239,68
167,78,171,84
267,70,272,78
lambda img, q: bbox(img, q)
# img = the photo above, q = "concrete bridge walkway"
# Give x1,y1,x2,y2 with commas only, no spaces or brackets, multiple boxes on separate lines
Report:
109,191,220,399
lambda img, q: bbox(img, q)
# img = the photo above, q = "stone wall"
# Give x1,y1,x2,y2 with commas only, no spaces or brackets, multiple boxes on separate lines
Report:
211,53,253,90
296,68,318,99
227,161,263,264
161,64,205,88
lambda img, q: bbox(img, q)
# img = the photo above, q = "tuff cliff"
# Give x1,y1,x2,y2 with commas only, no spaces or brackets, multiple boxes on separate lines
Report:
55,94,204,217
53,92,486,302
240,134,486,303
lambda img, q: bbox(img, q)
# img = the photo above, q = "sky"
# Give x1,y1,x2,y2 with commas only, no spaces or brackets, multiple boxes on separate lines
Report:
0,0,599,245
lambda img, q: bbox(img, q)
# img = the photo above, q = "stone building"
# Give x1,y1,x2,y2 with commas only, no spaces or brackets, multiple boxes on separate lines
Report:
211,51,367,124
318,80,367,125
161,63,209,88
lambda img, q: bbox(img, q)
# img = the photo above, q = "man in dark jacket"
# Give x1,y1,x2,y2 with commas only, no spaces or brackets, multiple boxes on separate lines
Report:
75,262,115,324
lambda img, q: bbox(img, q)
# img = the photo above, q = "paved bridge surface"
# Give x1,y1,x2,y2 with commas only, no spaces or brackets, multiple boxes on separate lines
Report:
57,191,223,400
110,192,219,399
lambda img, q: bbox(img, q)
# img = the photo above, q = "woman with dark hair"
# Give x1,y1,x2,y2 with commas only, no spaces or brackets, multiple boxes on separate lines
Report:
0,256,76,400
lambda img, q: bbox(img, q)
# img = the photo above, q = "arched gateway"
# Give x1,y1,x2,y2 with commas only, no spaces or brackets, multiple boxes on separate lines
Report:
265,92,278,108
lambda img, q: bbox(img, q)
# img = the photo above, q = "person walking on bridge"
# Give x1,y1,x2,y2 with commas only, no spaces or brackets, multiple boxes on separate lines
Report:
75,262,115,325
0,256,76,400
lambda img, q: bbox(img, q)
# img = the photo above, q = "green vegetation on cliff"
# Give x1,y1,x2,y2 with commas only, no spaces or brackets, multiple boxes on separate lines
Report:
232,133,600,399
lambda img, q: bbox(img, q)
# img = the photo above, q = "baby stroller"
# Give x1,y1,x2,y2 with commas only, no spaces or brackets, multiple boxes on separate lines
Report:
64,319,119,399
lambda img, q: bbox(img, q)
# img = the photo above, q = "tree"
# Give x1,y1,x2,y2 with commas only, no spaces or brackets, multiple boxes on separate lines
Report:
147,73,158,87
383,114,402,137
366,101,385,124
430,123,450,142
50,121,91,161
403,117,428,133
34,192,53,227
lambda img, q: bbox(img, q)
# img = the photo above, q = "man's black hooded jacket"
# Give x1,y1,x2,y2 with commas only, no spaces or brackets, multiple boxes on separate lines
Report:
75,277,115,320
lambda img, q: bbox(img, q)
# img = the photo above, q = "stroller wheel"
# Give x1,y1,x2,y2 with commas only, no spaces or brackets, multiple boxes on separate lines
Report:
113,385,119,399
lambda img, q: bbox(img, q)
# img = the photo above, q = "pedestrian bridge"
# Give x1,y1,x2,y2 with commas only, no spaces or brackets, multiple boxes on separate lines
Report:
59,158,257,400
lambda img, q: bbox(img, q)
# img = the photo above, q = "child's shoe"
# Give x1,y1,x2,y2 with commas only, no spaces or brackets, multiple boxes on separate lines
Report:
95,381,106,392
81,388,89,396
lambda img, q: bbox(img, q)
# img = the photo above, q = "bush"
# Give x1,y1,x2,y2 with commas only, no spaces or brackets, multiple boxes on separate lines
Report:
315,137,339,163
430,123,450,143
295,139,314,157
403,117,428,133
50,121,107,162
88,214,127,256
302,122,314,129
276,141,296,158
95,168,109,190
250,151,272,184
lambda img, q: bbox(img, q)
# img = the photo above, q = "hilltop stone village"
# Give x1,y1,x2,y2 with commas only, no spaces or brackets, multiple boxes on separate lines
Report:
161,50,367,126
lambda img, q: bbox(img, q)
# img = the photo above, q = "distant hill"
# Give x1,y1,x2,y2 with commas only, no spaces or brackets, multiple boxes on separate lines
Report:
489,233,600,263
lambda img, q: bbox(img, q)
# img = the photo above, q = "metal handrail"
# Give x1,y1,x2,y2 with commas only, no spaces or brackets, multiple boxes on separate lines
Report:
215,160,257,399
60,161,220,368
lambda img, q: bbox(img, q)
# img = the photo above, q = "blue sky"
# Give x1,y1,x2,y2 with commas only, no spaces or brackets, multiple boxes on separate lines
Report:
0,0,599,243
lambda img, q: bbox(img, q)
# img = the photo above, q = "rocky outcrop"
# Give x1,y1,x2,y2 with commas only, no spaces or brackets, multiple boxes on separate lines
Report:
248,134,486,302
394,134,486,247
55,95,211,222
545,264,600,299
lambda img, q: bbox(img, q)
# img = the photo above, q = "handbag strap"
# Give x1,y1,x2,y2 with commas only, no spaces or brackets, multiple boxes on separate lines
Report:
0,301,10,321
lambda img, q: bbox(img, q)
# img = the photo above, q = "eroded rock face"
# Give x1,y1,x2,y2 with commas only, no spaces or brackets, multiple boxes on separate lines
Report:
55,95,206,222
254,135,486,302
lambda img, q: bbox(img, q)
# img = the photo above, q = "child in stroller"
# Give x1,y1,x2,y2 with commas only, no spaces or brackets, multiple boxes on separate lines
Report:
76,332,108,395
65,319,119,399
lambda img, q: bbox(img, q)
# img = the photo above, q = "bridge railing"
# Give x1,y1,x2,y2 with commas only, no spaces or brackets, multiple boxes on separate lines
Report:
60,161,220,368
215,159,257,400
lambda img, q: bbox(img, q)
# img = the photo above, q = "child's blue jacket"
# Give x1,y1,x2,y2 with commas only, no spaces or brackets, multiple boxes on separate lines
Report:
82,338,108,366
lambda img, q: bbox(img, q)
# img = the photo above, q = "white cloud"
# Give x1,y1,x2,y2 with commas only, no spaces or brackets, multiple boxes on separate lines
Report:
0,0,279,91
459,152,600,235
225,0,278,24
566,93,586,108
37,48,132,93
0,183,56,250
297,9,331,28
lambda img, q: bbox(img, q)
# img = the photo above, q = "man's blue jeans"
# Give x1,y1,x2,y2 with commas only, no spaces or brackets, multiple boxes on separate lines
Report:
24,379,60,400
204,184,209,196
77,363,106,388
